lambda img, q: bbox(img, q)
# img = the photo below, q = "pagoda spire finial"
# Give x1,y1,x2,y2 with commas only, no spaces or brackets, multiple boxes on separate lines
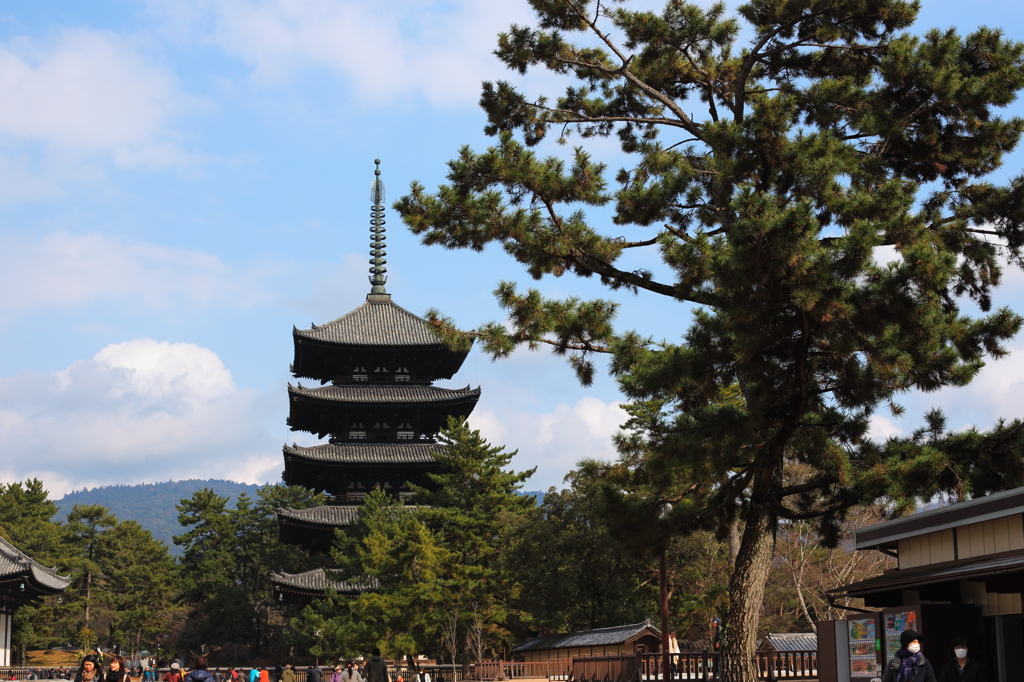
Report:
367,158,391,301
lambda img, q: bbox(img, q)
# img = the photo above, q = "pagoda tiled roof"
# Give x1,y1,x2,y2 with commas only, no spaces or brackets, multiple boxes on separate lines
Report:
0,535,71,593
288,383,480,405
278,505,360,527
270,568,376,595
278,504,429,528
283,442,442,465
295,300,445,347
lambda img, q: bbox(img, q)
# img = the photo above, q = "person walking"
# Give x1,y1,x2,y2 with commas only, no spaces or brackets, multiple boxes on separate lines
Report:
937,637,986,682
364,650,386,682
105,657,131,682
306,665,321,682
260,669,269,682
274,665,283,682
280,666,294,682
882,630,938,682
165,664,183,682
249,669,259,682
340,663,361,682
74,656,101,682
184,659,216,682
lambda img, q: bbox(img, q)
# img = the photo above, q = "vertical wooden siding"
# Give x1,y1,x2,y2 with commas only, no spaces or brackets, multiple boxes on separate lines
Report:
897,514,1024,568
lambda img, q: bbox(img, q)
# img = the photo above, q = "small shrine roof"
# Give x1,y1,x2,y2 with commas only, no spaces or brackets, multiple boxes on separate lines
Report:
295,300,445,347
270,568,376,595
288,383,480,405
0,535,71,594
512,620,661,654
284,442,442,465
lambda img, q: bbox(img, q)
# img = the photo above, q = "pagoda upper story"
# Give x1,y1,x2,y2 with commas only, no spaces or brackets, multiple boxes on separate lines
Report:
291,298,470,384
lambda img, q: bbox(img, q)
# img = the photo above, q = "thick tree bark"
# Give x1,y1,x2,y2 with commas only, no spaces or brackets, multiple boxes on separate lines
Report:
719,475,778,682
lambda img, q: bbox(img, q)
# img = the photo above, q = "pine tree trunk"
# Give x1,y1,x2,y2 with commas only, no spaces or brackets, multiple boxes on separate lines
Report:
718,476,777,682
85,570,92,628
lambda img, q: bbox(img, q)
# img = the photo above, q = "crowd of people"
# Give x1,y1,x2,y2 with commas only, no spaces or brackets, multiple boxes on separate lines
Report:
10,650,444,682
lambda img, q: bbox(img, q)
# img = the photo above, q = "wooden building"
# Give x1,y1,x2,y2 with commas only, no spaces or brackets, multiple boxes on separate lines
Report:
0,535,70,666
511,621,662,662
271,160,480,603
827,486,1024,681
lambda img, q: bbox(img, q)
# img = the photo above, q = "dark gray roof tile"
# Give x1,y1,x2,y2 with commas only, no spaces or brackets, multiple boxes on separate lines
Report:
278,506,360,527
284,442,442,464
512,621,660,653
0,535,71,592
295,300,444,347
270,568,376,595
289,383,480,404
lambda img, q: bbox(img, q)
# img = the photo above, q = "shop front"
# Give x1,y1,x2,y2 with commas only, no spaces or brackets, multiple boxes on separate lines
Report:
818,487,1024,682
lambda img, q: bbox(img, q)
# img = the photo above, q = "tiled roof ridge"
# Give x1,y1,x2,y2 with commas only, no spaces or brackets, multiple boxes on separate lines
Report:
293,299,448,347
313,299,427,330
288,383,481,402
0,534,72,588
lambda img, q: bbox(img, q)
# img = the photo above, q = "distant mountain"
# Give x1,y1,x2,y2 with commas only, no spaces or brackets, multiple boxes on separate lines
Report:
54,481,547,558
55,479,263,555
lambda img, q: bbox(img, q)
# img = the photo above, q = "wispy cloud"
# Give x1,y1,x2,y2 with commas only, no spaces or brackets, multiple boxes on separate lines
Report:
0,230,282,323
0,339,280,497
470,395,627,490
149,0,533,108
0,28,205,202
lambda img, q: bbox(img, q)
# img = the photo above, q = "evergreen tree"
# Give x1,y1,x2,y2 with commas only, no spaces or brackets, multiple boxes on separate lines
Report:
412,418,535,663
395,2,1024,678
175,484,323,655
302,419,534,664
504,470,655,635
65,504,118,631
104,520,179,658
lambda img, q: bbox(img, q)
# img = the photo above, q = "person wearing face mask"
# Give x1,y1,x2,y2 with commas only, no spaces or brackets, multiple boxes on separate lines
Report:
937,637,986,682
881,629,937,682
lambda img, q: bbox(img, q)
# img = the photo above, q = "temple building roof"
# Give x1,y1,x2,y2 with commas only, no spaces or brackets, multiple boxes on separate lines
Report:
0,535,71,599
270,568,376,602
284,442,442,465
294,300,446,347
288,383,480,405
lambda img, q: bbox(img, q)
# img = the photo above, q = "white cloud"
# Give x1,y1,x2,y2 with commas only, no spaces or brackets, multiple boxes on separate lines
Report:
0,29,203,202
150,0,534,108
0,339,280,497
0,230,280,322
469,395,627,490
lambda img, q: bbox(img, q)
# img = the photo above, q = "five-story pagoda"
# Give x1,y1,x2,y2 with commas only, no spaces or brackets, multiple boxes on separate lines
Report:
271,160,480,603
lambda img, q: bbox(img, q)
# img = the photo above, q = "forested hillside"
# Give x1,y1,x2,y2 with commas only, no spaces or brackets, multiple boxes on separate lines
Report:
55,479,261,553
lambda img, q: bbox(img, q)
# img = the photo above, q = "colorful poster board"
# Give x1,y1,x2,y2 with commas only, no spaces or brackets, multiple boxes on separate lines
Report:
884,609,919,658
848,617,878,678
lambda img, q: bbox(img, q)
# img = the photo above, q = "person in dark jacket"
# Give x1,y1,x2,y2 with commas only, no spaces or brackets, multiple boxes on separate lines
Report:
184,657,216,682
937,637,986,682
882,630,938,682
306,667,321,682
105,656,130,682
364,650,387,682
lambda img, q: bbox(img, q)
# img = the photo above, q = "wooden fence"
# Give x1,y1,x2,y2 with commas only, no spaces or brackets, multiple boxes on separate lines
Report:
639,651,817,681
4,650,816,682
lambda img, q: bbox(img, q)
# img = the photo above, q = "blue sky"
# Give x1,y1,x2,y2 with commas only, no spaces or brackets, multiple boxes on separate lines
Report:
2,0,1024,498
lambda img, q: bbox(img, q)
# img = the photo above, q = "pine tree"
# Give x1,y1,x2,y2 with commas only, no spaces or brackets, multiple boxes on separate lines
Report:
395,2,1024,679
